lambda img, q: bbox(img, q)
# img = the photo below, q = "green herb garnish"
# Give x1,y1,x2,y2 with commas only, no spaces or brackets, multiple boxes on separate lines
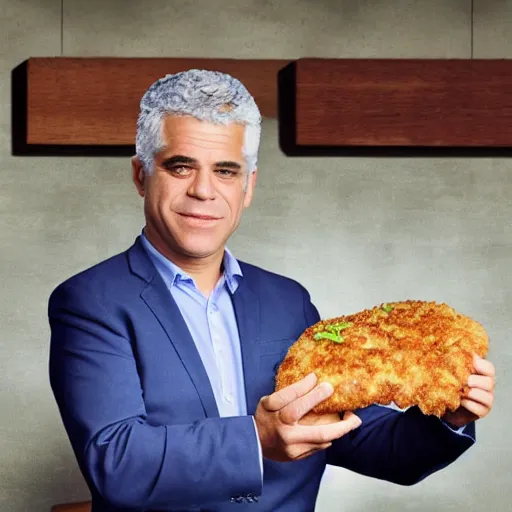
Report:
313,321,353,344
382,303,393,313
314,332,345,343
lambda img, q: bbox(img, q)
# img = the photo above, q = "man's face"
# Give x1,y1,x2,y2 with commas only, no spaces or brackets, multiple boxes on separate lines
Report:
132,115,257,262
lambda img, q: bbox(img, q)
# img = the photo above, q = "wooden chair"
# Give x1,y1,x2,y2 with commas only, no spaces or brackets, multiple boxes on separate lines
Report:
51,501,91,512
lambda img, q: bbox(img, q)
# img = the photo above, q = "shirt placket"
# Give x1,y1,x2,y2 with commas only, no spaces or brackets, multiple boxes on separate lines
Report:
207,281,236,414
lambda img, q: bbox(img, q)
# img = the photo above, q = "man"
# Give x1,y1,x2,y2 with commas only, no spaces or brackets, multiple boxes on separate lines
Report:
49,69,495,512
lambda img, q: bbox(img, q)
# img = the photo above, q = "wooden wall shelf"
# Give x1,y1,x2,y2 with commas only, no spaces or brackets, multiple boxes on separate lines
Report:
12,57,289,155
12,56,512,157
278,58,512,156
51,501,91,512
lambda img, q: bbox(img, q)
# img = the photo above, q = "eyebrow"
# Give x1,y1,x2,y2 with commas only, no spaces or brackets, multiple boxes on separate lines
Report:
216,161,242,170
161,155,197,167
161,155,242,170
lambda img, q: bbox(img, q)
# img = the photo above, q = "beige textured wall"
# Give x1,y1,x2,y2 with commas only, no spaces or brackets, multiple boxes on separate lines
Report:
1,0,509,510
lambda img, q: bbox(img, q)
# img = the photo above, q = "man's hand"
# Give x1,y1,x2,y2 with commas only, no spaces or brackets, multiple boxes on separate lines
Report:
298,411,343,426
254,373,361,462
442,354,496,428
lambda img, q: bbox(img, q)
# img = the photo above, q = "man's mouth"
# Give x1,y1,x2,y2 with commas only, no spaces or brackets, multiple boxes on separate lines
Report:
178,213,222,221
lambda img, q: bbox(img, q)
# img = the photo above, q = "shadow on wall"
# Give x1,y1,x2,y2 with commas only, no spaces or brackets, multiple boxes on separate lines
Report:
36,440,90,512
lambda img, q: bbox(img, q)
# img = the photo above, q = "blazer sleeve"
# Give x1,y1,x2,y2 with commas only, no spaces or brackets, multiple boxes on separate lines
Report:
326,404,475,485
300,287,476,486
48,282,262,510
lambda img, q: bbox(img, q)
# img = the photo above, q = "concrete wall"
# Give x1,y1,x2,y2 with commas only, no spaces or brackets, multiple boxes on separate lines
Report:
1,0,509,510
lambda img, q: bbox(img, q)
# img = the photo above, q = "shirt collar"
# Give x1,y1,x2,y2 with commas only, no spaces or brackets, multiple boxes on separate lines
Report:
140,230,243,293
222,246,243,293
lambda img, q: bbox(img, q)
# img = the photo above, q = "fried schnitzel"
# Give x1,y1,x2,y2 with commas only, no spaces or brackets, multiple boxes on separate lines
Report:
275,300,489,417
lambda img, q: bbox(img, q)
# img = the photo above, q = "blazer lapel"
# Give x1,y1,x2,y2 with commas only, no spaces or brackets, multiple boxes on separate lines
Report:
231,276,261,416
128,237,219,419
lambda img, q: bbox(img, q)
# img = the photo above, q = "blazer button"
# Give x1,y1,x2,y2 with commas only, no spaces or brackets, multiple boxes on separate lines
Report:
230,494,244,503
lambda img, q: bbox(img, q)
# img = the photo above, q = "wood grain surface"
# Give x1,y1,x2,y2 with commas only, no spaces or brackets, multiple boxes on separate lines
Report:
23,57,290,146
51,501,91,512
15,57,512,157
279,58,512,154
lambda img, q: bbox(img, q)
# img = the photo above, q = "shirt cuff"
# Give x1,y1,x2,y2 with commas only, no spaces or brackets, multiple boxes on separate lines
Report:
376,403,469,436
251,416,264,483
440,419,468,435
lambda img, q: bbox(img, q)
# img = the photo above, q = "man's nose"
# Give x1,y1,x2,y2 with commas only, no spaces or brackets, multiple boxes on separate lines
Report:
187,169,216,200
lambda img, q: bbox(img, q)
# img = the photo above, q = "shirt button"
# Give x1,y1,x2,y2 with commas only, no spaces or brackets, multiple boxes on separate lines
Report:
226,394,233,403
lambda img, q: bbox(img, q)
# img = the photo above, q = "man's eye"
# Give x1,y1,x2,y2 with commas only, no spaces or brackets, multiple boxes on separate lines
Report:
215,169,238,178
169,166,192,176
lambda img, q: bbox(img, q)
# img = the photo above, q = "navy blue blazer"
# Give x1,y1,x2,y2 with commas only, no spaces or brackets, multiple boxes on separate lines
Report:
49,236,476,511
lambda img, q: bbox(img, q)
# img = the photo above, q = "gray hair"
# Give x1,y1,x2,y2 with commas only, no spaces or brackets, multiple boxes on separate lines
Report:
136,69,262,175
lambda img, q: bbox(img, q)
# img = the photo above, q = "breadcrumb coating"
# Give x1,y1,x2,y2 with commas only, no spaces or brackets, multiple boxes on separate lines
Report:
275,300,489,417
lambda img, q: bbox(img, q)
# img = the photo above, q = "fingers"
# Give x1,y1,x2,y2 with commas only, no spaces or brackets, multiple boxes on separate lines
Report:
298,412,341,426
278,381,334,425
262,373,318,412
468,374,495,392
293,443,333,460
459,398,490,420
441,357,496,427
289,412,361,445
342,411,363,425
468,356,496,407
473,354,496,378
258,376,363,463
464,388,494,410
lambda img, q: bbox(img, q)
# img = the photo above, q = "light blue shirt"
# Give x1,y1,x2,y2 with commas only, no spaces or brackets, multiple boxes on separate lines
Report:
140,232,263,478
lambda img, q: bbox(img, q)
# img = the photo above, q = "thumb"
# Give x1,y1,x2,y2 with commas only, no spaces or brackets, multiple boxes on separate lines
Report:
342,411,362,429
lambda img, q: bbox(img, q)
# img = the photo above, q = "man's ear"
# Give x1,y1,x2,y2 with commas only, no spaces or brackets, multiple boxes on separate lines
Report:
243,169,258,208
132,156,146,197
